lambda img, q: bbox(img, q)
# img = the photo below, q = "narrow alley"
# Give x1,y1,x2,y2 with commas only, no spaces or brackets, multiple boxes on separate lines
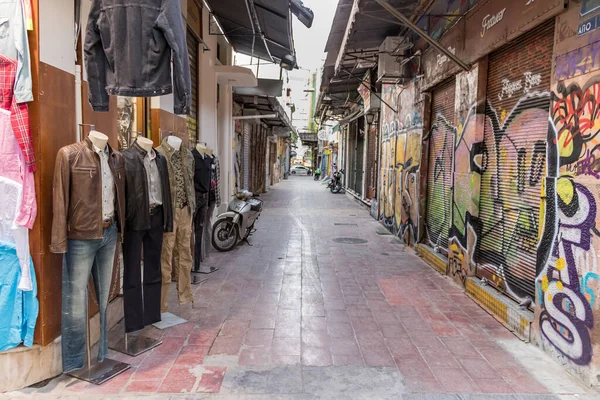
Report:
12,177,596,399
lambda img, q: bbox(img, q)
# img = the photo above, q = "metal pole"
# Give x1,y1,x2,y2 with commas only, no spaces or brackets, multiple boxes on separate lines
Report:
86,296,91,369
340,66,397,114
374,0,470,72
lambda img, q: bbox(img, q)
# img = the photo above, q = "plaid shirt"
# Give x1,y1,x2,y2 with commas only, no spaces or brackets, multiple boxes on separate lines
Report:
0,56,34,172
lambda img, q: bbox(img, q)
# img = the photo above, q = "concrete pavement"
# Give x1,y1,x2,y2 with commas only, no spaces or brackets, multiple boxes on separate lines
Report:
8,176,599,399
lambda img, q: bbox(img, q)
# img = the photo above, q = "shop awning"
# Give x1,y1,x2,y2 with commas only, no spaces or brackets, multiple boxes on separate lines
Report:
338,109,363,126
317,0,448,121
206,0,297,66
233,91,296,137
216,66,258,87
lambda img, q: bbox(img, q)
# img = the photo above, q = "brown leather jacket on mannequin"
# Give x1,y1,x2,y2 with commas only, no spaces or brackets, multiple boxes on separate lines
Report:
50,138,126,253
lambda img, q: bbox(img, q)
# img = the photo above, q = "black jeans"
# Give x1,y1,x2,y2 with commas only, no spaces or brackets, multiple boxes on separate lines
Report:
122,207,164,332
193,192,209,270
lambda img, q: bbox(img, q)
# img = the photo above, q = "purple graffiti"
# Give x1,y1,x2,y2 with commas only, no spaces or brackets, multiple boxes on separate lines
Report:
556,40,600,80
540,181,595,365
566,146,600,178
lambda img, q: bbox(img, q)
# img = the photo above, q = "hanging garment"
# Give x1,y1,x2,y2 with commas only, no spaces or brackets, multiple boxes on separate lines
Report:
0,0,32,103
0,176,31,290
84,0,191,115
212,155,221,205
0,241,37,351
21,0,32,31
0,107,35,228
0,55,34,172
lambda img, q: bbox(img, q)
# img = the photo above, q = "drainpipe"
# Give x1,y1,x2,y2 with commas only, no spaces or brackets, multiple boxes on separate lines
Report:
75,65,83,142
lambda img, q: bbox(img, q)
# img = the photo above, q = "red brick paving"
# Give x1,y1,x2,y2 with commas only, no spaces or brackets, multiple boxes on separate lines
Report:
21,179,577,397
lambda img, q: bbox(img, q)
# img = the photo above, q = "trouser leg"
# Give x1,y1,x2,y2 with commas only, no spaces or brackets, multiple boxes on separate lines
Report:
160,209,178,313
143,208,164,325
91,224,118,360
123,226,145,332
194,194,208,270
203,201,216,260
176,206,194,305
61,237,101,372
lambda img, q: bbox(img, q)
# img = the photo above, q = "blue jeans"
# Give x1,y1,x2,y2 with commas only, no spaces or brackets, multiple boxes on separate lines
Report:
61,224,117,373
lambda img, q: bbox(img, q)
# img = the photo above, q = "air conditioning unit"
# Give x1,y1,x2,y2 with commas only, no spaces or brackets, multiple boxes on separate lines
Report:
377,36,412,82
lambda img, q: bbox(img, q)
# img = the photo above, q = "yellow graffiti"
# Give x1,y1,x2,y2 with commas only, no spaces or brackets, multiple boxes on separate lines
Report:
557,129,574,159
542,275,549,292
556,178,575,205
556,257,566,271
556,281,564,290
548,293,553,302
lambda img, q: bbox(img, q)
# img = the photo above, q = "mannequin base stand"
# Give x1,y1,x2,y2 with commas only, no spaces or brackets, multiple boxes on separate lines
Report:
153,312,187,330
110,333,162,357
192,265,219,275
191,272,209,285
67,359,131,385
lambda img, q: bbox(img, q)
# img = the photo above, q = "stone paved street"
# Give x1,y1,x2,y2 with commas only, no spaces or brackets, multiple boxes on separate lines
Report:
9,177,600,399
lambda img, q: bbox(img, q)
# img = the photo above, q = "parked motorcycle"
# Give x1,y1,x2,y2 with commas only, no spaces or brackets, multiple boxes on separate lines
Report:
212,190,263,252
327,169,345,193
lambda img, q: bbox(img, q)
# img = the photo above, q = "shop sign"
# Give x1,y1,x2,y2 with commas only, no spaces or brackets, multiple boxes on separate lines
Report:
464,0,563,66
187,0,202,39
357,71,371,112
480,8,506,38
578,15,599,36
581,0,600,17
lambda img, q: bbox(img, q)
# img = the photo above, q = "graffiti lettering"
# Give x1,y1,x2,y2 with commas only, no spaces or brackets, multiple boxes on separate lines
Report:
436,46,457,68
481,8,506,38
540,180,595,365
524,72,542,92
498,78,523,100
555,40,600,80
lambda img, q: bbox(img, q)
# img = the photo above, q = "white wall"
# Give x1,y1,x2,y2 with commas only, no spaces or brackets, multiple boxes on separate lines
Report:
40,0,74,74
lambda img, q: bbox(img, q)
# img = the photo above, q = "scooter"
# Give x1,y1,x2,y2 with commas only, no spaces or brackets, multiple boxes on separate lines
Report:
212,190,263,252
327,169,345,193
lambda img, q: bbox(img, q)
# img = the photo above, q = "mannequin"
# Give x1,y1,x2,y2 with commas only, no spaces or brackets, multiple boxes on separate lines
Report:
89,130,109,150
137,136,154,153
51,131,126,373
196,142,208,156
167,135,183,151
121,137,173,333
192,143,212,269
157,135,195,313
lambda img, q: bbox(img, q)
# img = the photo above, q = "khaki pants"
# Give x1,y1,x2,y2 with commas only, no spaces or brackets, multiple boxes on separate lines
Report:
160,205,193,312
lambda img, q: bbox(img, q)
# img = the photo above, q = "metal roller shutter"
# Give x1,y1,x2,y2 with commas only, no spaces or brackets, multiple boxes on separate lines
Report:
476,19,554,302
187,28,199,143
426,78,456,252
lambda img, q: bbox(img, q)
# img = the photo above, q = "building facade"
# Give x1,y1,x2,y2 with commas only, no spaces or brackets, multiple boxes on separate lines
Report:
319,0,600,387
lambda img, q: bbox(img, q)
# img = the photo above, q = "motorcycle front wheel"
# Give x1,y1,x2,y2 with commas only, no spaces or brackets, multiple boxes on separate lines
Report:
331,184,341,193
212,219,239,252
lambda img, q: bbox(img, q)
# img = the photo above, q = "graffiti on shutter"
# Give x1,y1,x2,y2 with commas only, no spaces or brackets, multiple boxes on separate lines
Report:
476,19,554,303
426,78,456,256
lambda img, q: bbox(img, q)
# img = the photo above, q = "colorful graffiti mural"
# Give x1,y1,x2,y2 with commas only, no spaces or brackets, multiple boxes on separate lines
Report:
536,80,600,366
378,83,424,244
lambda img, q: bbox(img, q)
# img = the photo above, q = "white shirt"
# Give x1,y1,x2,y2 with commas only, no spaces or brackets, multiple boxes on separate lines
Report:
144,150,163,207
93,144,115,221
0,176,32,290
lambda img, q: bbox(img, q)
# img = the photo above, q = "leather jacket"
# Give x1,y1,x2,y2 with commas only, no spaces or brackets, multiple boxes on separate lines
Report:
50,138,126,253
156,138,196,213
122,142,173,232
84,0,191,115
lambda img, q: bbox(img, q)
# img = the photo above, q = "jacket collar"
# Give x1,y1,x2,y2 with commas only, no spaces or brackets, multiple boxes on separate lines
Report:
161,137,176,155
85,137,114,156
132,140,150,158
